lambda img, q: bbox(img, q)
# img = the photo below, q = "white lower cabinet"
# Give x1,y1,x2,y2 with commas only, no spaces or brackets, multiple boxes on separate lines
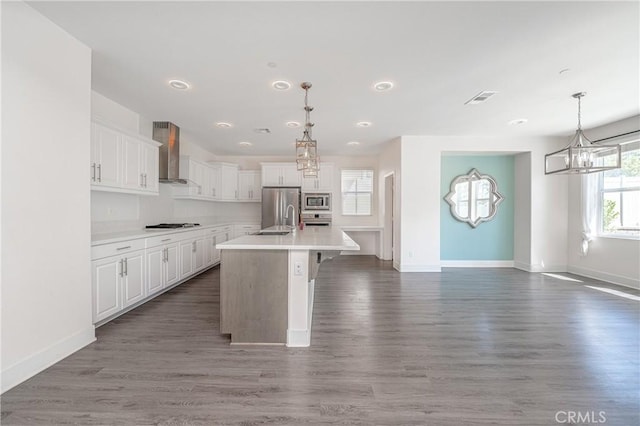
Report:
92,225,232,325
146,242,179,297
91,248,145,323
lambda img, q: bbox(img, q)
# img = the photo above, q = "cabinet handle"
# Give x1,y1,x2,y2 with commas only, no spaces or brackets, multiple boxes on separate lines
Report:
91,163,96,182
124,258,128,276
140,173,144,187
97,164,102,182
161,238,171,242
235,190,238,199
144,173,148,188
198,185,202,195
192,241,196,252
119,259,124,277
116,245,131,251
163,248,167,263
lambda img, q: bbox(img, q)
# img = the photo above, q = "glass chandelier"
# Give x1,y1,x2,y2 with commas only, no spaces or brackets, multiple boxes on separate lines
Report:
545,92,621,174
296,82,319,177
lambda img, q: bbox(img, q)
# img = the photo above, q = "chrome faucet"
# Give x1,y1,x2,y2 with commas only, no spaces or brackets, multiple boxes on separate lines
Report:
285,204,297,230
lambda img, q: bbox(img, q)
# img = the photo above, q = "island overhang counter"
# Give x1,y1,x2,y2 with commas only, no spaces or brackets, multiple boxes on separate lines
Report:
216,226,360,347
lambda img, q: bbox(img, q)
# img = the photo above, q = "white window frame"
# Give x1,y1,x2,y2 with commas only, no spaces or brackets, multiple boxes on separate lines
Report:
341,169,374,216
597,135,640,240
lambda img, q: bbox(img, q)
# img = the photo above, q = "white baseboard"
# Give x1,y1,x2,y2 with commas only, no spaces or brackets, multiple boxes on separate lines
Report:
514,261,567,273
441,260,514,268
393,260,401,271
568,265,640,290
397,264,442,272
1,326,95,394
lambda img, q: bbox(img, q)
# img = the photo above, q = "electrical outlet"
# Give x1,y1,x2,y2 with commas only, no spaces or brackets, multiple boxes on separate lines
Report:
294,262,303,276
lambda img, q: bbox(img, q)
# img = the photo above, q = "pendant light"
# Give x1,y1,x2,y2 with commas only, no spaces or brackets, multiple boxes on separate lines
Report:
545,92,621,174
295,82,320,176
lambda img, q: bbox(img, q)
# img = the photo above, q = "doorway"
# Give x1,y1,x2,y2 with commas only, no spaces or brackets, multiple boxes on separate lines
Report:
383,173,394,261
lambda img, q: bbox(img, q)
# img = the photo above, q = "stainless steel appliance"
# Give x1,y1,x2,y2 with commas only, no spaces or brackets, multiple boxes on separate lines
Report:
261,187,301,229
152,121,188,184
301,213,332,226
145,223,200,230
303,192,331,211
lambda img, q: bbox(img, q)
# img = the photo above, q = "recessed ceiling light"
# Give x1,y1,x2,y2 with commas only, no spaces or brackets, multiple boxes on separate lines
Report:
286,121,301,128
508,118,528,126
168,79,190,90
216,122,232,128
272,80,291,90
238,141,252,147
347,141,361,146
356,121,372,128
373,81,394,92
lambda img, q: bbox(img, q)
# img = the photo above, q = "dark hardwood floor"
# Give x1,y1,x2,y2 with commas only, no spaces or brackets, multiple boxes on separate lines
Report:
2,256,638,425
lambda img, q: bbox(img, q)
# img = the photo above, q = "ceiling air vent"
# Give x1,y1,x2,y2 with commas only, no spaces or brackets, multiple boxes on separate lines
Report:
253,128,271,134
465,91,498,105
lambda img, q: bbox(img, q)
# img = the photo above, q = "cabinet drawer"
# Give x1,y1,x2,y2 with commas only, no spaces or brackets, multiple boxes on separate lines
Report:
92,239,145,260
146,234,182,249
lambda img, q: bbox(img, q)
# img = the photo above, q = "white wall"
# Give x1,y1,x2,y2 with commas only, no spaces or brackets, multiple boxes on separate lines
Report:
566,116,640,288
378,138,402,266
1,1,94,393
396,135,568,272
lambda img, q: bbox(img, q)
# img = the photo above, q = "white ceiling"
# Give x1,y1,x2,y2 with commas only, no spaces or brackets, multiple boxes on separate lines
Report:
29,1,640,156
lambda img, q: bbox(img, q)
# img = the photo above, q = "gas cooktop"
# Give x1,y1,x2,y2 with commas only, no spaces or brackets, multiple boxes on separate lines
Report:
145,223,200,230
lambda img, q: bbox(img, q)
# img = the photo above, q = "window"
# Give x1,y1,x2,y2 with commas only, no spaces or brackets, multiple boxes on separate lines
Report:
599,140,640,237
341,169,373,215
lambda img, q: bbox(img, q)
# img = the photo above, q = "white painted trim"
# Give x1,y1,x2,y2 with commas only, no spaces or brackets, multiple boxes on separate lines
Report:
398,264,442,272
1,327,96,394
514,261,567,273
393,260,401,271
440,260,515,268
568,265,640,290
287,278,315,347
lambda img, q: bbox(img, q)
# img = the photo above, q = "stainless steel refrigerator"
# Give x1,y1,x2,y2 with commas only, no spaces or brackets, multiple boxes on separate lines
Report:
261,187,301,229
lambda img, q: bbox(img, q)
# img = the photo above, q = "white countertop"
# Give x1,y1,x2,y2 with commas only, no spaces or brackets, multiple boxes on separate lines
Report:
91,222,242,245
217,226,360,251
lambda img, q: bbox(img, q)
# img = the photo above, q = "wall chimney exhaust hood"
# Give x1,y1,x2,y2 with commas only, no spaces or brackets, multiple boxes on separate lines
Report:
152,121,188,184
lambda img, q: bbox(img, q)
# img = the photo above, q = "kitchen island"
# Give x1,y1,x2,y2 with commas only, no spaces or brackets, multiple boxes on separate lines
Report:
217,226,359,347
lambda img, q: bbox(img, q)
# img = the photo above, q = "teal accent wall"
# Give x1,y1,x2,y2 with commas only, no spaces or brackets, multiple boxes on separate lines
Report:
441,155,514,260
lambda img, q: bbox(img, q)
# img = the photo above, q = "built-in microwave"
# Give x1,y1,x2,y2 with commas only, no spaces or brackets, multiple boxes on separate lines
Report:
303,192,331,211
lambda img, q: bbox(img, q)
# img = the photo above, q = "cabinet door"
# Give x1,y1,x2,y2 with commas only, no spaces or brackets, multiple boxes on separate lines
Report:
221,164,239,200
261,165,282,186
302,175,318,191
282,164,302,186
92,123,122,188
146,246,164,296
251,172,262,201
92,256,122,322
210,166,221,199
122,251,145,308
165,243,179,287
121,136,143,190
194,238,206,271
212,234,221,264
238,171,253,200
317,163,334,191
142,143,159,193
180,240,195,279
204,235,214,267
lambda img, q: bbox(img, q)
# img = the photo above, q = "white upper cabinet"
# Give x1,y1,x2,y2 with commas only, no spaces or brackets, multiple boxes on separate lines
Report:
209,165,222,200
91,122,122,188
238,170,261,201
91,121,160,195
261,163,301,187
302,163,334,192
219,163,239,200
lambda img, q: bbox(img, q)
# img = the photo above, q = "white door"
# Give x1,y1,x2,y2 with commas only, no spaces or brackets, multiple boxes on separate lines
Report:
262,165,282,186
92,123,122,188
92,256,122,322
165,243,179,287
146,246,164,296
180,240,194,279
122,251,145,307
282,164,302,186
142,143,159,193
121,136,143,190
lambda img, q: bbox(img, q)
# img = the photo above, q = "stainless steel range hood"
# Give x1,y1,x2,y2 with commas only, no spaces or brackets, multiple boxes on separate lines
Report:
152,121,188,184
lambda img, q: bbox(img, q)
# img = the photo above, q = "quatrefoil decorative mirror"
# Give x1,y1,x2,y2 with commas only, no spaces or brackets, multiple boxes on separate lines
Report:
444,168,504,228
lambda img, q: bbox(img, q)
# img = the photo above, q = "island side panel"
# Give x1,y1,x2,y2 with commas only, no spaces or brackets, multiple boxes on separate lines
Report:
220,249,289,344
